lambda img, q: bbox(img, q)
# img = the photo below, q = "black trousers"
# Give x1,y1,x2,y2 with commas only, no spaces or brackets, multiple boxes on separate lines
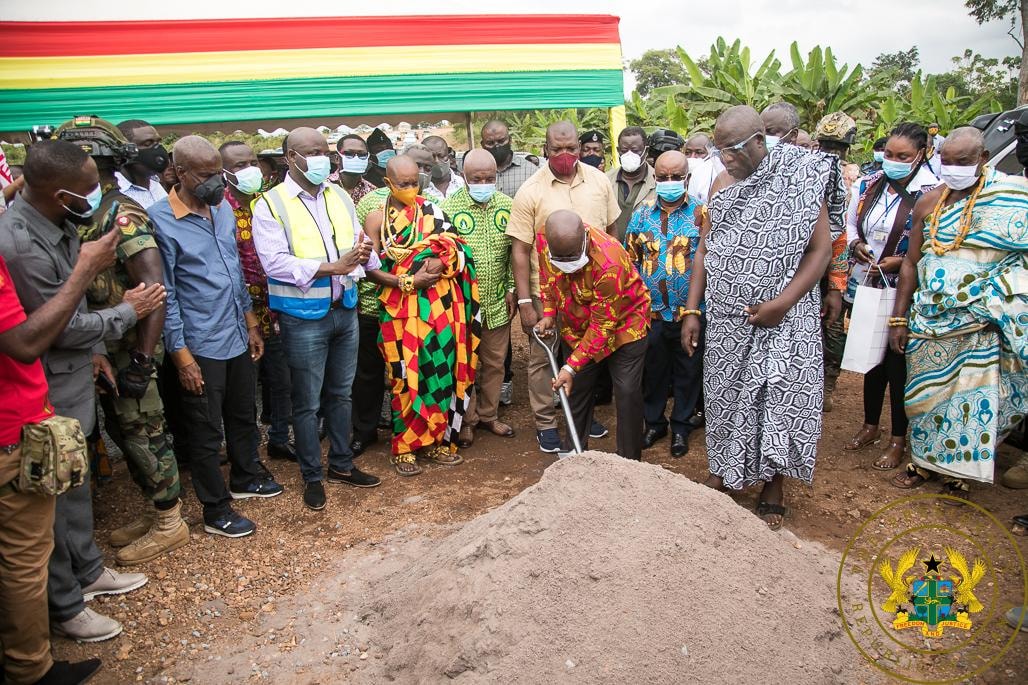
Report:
352,312,385,441
643,318,703,435
179,352,263,517
158,352,190,464
566,339,647,460
864,348,909,437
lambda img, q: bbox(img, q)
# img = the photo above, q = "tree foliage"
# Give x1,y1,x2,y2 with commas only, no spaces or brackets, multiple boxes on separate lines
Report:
628,49,689,97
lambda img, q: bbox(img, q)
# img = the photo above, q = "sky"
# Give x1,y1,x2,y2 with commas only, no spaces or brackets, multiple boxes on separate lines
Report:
9,0,1019,91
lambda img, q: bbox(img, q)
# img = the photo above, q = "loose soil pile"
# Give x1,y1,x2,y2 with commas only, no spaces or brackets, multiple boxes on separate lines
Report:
182,452,877,684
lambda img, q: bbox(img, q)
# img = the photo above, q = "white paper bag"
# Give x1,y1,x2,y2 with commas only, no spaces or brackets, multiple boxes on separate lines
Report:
841,267,896,374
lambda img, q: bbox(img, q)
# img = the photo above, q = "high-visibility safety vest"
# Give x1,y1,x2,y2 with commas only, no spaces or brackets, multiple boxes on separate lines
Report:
259,182,359,319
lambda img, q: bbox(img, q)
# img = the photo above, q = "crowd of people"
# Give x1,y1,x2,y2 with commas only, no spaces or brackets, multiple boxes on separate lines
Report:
0,102,1025,684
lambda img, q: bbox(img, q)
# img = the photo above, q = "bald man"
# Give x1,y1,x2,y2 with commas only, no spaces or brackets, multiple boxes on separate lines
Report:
150,135,284,536
507,120,620,453
680,105,845,530
888,128,1028,494
535,209,650,459
625,151,708,458
251,127,380,511
441,150,515,446
365,155,480,476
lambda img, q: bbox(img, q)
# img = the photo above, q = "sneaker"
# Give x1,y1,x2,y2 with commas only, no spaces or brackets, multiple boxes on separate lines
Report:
34,658,102,684
53,608,123,643
230,478,284,499
303,481,327,511
327,466,382,488
537,428,561,454
589,420,609,439
81,567,147,601
499,381,514,406
203,509,256,538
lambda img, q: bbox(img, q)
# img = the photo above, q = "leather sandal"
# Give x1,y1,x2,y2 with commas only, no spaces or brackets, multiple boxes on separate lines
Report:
478,420,515,438
391,453,422,477
844,425,881,451
425,446,463,466
872,439,905,471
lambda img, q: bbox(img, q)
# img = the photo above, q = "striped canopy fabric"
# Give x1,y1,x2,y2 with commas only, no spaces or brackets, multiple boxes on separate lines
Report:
0,15,625,130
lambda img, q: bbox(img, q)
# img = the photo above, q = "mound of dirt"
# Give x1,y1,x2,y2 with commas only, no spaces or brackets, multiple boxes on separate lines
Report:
353,452,871,684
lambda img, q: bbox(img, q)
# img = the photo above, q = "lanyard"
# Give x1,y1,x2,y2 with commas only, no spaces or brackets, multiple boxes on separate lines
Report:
868,190,902,237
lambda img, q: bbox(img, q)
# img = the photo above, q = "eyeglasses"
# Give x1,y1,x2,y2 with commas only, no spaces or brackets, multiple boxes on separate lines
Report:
654,173,689,182
711,131,760,159
340,151,370,159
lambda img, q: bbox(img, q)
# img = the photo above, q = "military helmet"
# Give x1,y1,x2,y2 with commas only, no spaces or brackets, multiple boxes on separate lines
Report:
647,128,685,153
56,115,138,163
814,112,857,146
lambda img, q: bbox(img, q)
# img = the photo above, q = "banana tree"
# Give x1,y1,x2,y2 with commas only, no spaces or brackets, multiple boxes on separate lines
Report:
675,38,784,114
780,42,886,130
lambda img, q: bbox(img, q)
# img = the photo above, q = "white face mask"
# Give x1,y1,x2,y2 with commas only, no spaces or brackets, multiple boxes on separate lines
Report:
939,164,980,191
620,150,643,173
549,236,589,274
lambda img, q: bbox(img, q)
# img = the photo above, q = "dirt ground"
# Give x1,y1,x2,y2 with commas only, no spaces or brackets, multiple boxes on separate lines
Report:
56,332,1028,683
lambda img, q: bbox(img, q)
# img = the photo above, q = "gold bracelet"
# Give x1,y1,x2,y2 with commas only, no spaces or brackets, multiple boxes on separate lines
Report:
681,309,702,318
887,318,908,328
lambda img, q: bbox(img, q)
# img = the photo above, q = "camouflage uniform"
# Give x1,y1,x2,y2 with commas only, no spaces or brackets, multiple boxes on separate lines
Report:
80,188,180,504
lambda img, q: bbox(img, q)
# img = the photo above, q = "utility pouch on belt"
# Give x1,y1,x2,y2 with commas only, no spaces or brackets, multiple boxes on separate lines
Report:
17,416,88,495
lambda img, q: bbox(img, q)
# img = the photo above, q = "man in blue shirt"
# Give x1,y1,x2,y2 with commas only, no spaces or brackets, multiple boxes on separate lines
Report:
625,151,707,458
149,136,283,539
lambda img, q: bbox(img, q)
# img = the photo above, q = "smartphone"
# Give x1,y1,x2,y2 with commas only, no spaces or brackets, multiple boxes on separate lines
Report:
96,370,117,395
98,201,120,235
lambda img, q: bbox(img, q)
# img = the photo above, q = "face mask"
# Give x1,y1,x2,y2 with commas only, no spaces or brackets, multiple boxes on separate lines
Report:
620,150,643,173
580,154,604,169
386,180,419,207
765,135,781,149
431,162,450,181
468,183,496,203
136,145,170,173
293,154,331,185
928,128,939,136
550,249,589,274
341,155,369,175
225,165,264,195
939,164,980,191
548,152,579,177
418,172,431,192
192,174,226,206
873,151,885,164
375,149,397,168
881,158,915,181
59,184,103,223
487,142,512,164
655,180,687,203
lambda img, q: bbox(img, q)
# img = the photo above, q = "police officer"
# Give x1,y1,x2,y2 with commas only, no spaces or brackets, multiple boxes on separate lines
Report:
57,116,189,565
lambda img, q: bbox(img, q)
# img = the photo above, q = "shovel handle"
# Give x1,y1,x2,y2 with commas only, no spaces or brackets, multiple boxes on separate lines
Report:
531,329,583,455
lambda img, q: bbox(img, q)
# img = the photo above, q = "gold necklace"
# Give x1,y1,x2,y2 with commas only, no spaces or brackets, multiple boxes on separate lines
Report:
926,169,987,256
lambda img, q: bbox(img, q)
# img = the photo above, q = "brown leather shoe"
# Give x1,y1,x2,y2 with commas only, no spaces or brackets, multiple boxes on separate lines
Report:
478,420,514,437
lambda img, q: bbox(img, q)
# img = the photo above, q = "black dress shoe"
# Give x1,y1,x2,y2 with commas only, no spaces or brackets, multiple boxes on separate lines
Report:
34,658,102,685
327,466,381,488
267,442,297,462
643,427,668,449
670,432,690,458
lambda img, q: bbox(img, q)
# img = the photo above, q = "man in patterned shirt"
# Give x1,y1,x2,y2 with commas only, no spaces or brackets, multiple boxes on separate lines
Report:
535,209,650,460
625,151,706,458
442,149,515,447
220,141,294,463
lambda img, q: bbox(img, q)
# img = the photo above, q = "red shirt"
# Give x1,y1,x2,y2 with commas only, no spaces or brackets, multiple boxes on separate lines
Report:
0,256,52,445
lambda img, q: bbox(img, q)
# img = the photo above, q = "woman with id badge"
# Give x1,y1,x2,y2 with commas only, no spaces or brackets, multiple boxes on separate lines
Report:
843,123,938,470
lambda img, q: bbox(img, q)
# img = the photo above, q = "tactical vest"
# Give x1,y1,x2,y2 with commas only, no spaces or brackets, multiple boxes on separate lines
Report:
258,182,358,319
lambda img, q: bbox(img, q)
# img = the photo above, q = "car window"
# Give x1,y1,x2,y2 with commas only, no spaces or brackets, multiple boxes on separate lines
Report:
992,141,1024,177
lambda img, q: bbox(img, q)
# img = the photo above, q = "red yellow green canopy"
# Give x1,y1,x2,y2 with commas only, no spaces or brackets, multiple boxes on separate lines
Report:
0,15,625,130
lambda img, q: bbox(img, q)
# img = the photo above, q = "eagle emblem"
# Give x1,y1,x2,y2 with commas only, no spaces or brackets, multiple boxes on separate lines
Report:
878,548,984,637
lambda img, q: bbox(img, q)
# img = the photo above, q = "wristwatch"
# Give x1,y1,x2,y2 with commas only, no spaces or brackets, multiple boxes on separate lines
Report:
130,350,155,367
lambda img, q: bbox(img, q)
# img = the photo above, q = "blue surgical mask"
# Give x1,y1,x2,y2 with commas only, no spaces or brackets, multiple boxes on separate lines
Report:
873,151,885,164
882,158,914,180
655,180,687,203
765,135,781,149
294,154,331,185
468,183,496,203
376,149,397,168
341,155,369,175
225,166,264,195
59,184,102,218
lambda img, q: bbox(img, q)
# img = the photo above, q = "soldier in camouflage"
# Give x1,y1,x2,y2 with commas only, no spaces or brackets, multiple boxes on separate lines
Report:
56,116,189,565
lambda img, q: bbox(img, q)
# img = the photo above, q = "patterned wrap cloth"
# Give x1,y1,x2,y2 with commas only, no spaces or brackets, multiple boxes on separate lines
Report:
378,198,481,457
906,168,1028,483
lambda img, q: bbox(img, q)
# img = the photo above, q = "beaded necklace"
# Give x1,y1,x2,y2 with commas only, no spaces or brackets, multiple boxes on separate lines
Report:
926,168,987,256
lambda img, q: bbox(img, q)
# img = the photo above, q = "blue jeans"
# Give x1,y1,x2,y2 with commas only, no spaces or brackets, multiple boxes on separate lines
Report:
261,334,292,445
279,307,359,482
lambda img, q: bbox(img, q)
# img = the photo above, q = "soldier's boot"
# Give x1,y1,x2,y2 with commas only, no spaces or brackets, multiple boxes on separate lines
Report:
109,511,155,548
823,373,839,413
116,500,189,566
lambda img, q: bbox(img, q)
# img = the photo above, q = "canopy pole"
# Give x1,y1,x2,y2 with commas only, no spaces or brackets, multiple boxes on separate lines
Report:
608,105,627,166
466,111,476,149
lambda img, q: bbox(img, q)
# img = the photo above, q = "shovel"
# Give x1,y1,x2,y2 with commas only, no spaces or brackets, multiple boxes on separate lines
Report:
531,328,583,457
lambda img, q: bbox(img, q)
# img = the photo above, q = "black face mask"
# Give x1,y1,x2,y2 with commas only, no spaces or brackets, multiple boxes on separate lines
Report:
431,162,450,181
136,145,170,173
487,142,512,165
580,154,604,169
192,174,226,206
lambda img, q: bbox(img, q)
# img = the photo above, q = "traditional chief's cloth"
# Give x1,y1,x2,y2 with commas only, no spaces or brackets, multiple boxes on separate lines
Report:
906,168,1028,484
703,143,846,488
378,197,481,457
